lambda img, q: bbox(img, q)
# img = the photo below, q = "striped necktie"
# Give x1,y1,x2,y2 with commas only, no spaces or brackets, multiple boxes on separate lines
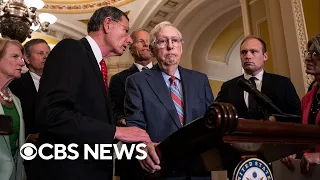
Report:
169,76,184,125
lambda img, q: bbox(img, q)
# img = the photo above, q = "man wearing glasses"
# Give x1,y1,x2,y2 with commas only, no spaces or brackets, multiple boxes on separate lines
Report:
28,6,159,180
215,36,301,178
124,21,214,179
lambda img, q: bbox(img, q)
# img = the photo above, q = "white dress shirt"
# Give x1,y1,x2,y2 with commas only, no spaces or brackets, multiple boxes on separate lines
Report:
29,71,41,91
85,35,104,70
243,70,264,108
134,62,153,72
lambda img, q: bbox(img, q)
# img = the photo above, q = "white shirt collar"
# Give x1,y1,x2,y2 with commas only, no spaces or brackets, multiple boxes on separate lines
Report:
161,68,181,81
134,62,153,72
244,69,264,81
85,35,103,70
29,71,41,91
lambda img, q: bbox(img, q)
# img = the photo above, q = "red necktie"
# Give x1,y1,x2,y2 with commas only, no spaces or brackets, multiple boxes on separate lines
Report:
100,59,108,91
169,76,184,125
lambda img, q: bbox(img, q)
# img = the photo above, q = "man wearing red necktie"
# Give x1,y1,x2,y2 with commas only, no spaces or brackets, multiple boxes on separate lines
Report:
29,6,160,180
124,21,214,180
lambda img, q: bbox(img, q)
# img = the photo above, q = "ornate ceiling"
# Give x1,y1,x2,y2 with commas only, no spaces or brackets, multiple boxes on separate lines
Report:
35,0,247,87
42,0,133,14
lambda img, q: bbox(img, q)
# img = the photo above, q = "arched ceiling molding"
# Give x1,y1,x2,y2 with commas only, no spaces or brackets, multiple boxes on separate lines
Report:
172,0,240,68
41,0,134,14
173,0,214,27
191,6,243,81
126,0,162,30
27,31,61,45
130,0,192,32
49,18,86,39
208,17,243,63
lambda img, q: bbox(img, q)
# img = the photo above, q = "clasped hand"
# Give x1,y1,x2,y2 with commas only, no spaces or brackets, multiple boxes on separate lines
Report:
281,152,320,174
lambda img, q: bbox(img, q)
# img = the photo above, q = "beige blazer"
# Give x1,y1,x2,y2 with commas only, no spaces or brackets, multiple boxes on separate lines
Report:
0,92,26,180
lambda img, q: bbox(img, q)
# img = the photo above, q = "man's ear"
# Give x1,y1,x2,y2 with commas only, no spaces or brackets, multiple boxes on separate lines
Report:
263,52,268,61
24,56,31,65
150,46,156,57
103,17,113,34
129,46,134,57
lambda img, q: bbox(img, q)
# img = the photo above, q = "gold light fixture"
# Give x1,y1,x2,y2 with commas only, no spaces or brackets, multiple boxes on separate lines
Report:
0,0,57,42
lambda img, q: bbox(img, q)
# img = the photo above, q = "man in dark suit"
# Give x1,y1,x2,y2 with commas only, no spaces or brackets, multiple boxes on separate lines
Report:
28,6,160,180
10,38,50,141
109,29,153,126
215,36,301,178
124,21,214,179
9,38,50,175
109,29,153,180
216,36,301,120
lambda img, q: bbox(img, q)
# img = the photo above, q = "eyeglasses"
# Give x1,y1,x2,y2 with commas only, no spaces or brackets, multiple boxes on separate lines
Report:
304,50,320,58
154,37,183,48
111,19,129,34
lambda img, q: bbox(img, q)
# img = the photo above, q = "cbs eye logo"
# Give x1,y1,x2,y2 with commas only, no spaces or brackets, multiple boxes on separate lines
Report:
20,143,37,160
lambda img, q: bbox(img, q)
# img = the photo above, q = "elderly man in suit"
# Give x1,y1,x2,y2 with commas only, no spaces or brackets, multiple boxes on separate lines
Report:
124,21,214,179
109,29,153,126
28,6,160,180
215,35,301,178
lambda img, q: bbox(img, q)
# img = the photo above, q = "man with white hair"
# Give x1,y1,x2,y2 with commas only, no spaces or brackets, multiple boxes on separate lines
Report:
124,21,214,179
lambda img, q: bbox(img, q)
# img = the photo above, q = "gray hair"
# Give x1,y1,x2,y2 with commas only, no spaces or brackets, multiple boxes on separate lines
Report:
307,34,320,54
149,21,183,47
129,28,148,49
87,6,128,33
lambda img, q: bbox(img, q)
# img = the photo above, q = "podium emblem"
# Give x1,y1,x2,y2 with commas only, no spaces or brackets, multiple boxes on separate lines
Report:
234,158,273,180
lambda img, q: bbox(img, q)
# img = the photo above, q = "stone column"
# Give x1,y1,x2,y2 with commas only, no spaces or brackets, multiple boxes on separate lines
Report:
240,0,252,36
264,0,308,97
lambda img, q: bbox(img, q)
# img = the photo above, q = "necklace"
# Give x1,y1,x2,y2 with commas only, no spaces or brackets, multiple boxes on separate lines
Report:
0,89,12,102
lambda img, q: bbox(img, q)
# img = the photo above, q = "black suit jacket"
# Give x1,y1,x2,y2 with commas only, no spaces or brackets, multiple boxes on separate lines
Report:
108,64,140,178
109,64,139,123
215,72,301,178
9,71,37,136
28,38,116,180
216,72,301,120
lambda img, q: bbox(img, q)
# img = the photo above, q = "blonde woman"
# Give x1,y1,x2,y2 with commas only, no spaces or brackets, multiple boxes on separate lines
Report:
0,38,26,180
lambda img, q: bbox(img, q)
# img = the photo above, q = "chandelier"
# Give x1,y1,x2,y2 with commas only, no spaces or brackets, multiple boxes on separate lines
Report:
0,0,57,42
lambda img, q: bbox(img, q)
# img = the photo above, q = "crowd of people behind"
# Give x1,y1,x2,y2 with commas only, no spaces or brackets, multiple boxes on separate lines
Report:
0,5,319,180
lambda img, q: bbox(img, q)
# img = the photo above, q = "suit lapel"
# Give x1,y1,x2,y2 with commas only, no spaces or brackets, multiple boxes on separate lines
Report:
25,71,37,93
128,64,139,73
237,75,247,111
0,104,13,161
12,95,25,149
179,66,194,124
146,66,182,128
261,72,270,95
79,38,108,99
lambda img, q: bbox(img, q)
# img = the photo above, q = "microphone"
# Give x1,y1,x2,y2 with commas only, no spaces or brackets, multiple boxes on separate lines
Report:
238,78,283,114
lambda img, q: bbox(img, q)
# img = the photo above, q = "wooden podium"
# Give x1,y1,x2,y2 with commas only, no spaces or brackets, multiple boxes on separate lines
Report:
154,103,320,179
